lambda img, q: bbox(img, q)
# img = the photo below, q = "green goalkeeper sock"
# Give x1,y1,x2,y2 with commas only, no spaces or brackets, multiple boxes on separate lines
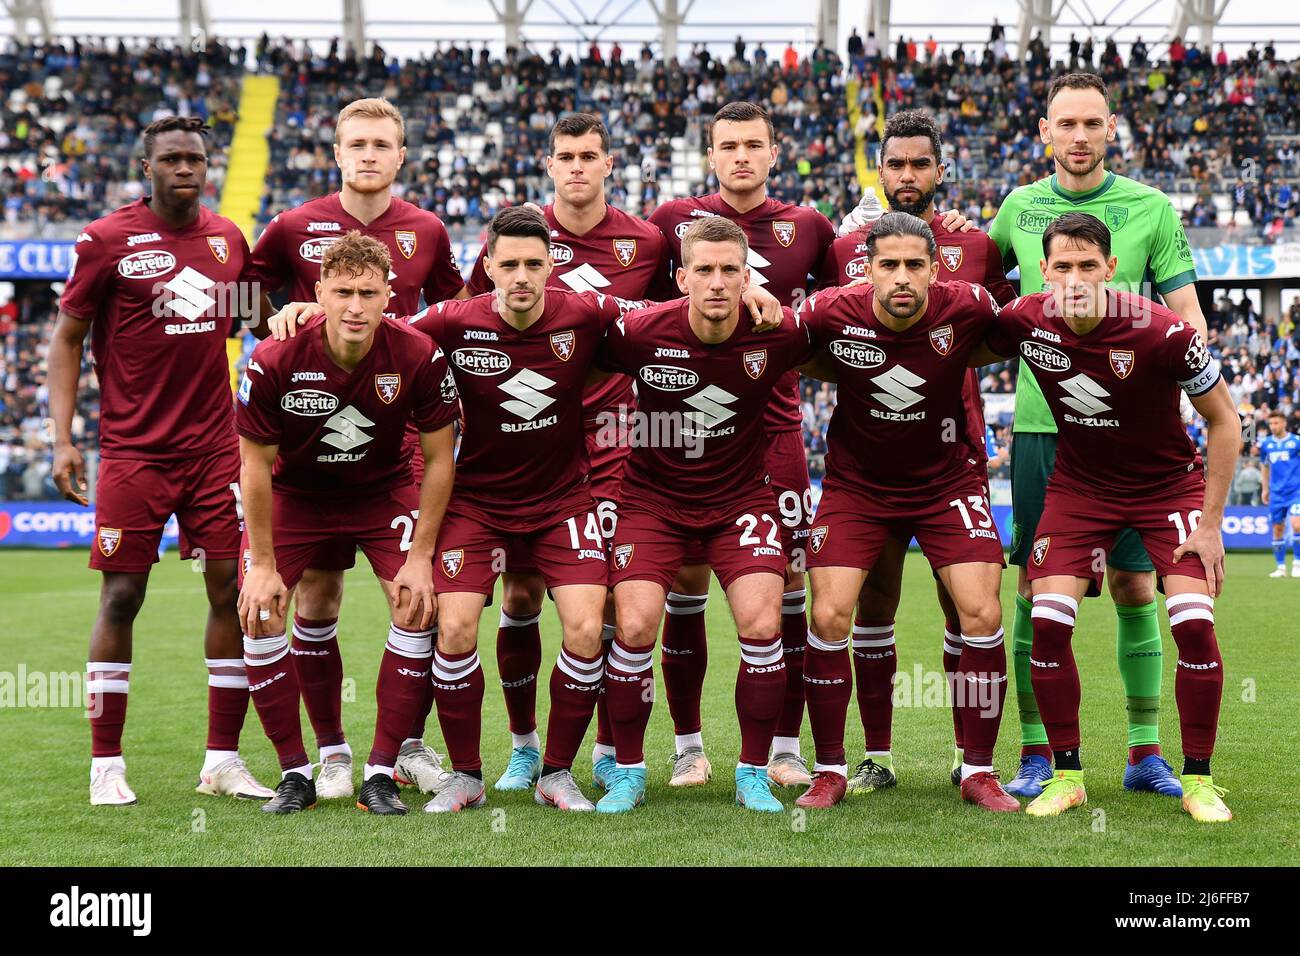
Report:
1013,593,1050,754
1115,601,1161,751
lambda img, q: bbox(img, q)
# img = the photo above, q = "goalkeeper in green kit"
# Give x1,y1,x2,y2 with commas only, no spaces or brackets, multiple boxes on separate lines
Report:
988,73,1209,798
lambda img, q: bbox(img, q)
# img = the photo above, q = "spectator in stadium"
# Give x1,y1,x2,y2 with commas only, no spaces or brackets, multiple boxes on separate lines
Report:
1233,458,1263,505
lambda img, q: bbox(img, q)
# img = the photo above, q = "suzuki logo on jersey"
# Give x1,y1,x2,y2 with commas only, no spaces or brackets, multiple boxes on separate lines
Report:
1020,341,1072,373
282,389,340,416
1058,374,1117,425
640,365,700,391
830,339,886,369
319,405,375,456
299,236,339,263
1109,349,1135,379
550,330,576,362
441,549,464,578
118,250,176,279
452,348,511,376
206,236,229,263
375,373,401,404
499,369,558,429
772,221,796,247
549,242,575,264
743,349,767,380
869,366,926,418
613,544,634,570
556,261,611,294
746,247,772,287
161,266,217,324
613,239,637,266
810,526,828,554
929,324,954,356
97,527,122,557
940,245,963,272
395,230,417,259
683,385,740,430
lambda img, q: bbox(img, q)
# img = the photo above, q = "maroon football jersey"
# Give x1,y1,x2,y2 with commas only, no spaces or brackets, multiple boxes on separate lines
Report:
986,290,1220,500
235,314,458,498
649,194,835,433
410,288,645,532
598,300,812,518
829,216,1017,465
465,202,674,426
249,193,463,318
60,198,252,460
800,280,998,501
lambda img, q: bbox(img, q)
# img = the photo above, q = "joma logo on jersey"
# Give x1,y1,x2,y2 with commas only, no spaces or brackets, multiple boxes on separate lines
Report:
118,250,176,279
281,389,340,416
452,347,511,376
613,239,637,266
743,349,767,379
1109,349,1135,379
206,236,229,263
1032,536,1050,566
929,324,954,356
291,371,326,382
97,527,122,557
810,526,828,554
613,544,634,570
298,236,339,263
464,329,498,341
441,549,465,578
640,365,699,391
654,347,690,358
126,232,161,247
939,245,963,272
375,373,401,404
829,339,886,369
549,242,575,264
845,255,869,280
772,221,796,247
550,330,576,361
394,230,417,259
307,221,341,232
1020,341,1072,373
1031,327,1061,343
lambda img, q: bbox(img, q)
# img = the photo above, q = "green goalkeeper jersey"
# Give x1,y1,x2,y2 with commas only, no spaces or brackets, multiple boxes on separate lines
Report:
988,170,1198,433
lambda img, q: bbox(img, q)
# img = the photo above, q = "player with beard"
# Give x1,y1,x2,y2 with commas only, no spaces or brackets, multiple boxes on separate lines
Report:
248,97,466,800
824,110,1016,794
797,213,1018,812
462,114,674,793
648,101,836,790
49,116,272,805
988,74,1209,800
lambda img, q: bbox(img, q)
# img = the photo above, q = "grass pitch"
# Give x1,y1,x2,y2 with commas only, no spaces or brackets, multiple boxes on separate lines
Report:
0,549,1295,866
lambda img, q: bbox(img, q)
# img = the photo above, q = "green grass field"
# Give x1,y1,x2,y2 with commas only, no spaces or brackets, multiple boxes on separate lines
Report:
1,548,1295,866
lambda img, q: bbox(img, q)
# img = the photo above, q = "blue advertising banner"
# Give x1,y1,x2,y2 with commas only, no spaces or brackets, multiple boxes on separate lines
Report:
0,240,76,279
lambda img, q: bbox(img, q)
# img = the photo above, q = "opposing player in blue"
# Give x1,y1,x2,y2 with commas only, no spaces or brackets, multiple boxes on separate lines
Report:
1260,411,1300,578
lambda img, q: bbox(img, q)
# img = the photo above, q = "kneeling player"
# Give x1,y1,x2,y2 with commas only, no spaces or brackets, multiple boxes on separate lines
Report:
980,213,1238,822
236,233,458,814
798,213,1018,812
596,217,814,814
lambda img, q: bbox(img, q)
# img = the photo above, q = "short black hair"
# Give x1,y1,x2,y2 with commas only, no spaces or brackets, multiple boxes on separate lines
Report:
709,101,775,146
1042,212,1112,260
141,116,209,158
880,109,942,163
1046,72,1109,107
549,113,611,154
487,205,551,256
865,212,936,260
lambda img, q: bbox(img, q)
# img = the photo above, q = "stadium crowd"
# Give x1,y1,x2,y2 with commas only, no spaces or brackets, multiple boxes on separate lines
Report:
1,34,1300,496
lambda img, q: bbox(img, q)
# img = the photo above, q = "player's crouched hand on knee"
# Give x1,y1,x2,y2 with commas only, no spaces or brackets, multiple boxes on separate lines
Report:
1173,523,1227,598
268,302,325,341
239,566,289,636
742,285,783,331
391,559,437,631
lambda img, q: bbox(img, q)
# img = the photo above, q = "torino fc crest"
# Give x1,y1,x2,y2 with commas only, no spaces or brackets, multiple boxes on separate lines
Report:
550,330,576,361
375,374,402,404
743,349,768,380
1109,349,1135,379
98,527,122,557
613,544,634,570
939,245,962,272
441,549,465,578
1032,536,1051,566
613,239,637,267
395,230,417,259
772,221,796,247
206,236,229,263
809,526,829,554
929,324,954,356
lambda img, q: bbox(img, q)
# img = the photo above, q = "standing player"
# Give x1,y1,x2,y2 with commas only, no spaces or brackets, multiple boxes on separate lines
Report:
824,110,1017,794
1259,411,1300,577
237,232,458,815
249,97,466,798
988,73,1210,799
462,114,673,792
597,217,813,813
979,213,1238,823
648,101,837,788
48,116,272,805
796,213,1018,812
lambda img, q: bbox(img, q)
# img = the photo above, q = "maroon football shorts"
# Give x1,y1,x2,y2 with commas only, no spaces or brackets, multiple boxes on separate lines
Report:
237,484,419,591
808,478,1006,575
610,491,787,592
433,500,609,594
91,444,241,573
1028,479,1209,595
765,428,813,560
